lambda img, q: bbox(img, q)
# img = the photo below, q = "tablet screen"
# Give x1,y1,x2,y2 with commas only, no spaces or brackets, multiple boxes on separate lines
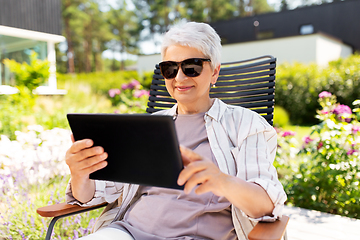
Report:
67,113,184,190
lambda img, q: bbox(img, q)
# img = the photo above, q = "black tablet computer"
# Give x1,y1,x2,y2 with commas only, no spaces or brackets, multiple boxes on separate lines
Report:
67,113,184,190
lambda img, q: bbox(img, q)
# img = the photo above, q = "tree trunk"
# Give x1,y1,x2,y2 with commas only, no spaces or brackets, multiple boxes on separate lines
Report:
84,26,92,73
120,42,125,71
239,0,246,16
94,40,102,72
64,0,75,73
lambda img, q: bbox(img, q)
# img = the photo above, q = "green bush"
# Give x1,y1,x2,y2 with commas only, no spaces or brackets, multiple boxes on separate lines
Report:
0,70,154,140
273,106,290,127
278,92,360,218
3,51,50,92
57,70,153,96
275,53,360,125
0,87,37,139
108,79,150,113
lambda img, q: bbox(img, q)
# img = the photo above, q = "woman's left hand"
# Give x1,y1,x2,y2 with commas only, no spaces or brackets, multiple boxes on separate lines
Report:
177,145,230,196
178,146,275,218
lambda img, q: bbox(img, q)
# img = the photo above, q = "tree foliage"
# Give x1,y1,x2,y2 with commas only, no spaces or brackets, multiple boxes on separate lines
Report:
57,0,278,73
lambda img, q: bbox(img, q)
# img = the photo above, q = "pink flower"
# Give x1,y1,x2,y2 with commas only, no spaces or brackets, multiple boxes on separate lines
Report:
333,104,352,115
332,104,352,122
121,83,129,90
320,110,329,115
303,136,313,145
319,91,332,98
122,80,141,90
347,149,358,155
281,131,296,137
352,125,360,134
128,79,141,89
108,88,120,98
133,89,149,98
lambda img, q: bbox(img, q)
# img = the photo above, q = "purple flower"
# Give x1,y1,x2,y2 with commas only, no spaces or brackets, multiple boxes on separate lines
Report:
121,83,129,90
122,79,141,90
128,79,140,89
18,230,25,240
347,149,358,155
74,230,79,238
133,89,149,98
332,104,352,122
303,136,313,145
108,89,120,98
319,91,332,98
281,131,296,137
333,104,352,115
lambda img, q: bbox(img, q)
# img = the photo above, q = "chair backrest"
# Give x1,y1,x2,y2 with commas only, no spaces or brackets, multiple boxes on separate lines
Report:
146,55,276,126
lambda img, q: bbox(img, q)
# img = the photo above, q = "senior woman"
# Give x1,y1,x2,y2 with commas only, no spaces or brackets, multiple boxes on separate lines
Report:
65,22,287,240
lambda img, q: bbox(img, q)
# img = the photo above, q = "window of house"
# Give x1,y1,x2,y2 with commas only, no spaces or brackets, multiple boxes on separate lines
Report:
300,24,314,35
0,35,47,85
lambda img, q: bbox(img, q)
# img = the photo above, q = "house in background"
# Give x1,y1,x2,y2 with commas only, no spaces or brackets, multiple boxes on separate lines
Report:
0,0,66,94
137,0,359,74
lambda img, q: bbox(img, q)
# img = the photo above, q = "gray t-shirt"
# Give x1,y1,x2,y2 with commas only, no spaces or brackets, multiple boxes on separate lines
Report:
110,112,236,240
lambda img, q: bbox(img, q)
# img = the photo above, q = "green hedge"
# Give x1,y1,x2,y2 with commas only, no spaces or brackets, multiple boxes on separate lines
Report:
275,54,360,125
0,70,154,140
56,70,153,95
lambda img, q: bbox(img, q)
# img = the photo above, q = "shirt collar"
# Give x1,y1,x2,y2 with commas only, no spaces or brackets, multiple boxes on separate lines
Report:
168,98,227,122
205,98,227,122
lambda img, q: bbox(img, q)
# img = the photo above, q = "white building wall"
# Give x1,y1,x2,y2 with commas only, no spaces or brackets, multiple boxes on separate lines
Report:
137,33,352,76
221,34,318,65
137,54,162,75
316,34,353,67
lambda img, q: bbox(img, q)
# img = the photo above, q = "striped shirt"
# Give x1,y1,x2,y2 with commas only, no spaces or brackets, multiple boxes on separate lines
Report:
65,98,287,240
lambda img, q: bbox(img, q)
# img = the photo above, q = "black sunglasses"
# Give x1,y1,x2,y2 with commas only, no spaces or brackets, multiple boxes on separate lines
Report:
159,58,211,79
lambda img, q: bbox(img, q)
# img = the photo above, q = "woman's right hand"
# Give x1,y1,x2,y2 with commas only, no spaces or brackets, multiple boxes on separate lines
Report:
65,134,108,203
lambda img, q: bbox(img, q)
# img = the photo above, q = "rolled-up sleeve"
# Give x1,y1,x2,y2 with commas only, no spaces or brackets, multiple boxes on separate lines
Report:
65,179,124,206
235,114,287,221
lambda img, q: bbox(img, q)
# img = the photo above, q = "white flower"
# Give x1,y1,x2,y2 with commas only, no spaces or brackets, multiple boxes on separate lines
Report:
0,127,72,194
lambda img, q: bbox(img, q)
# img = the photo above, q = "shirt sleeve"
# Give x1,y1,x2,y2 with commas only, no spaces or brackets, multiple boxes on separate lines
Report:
65,179,124,206
234,112,287,222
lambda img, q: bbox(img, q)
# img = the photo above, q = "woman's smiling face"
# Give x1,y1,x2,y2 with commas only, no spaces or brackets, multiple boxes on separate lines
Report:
163,45,220,114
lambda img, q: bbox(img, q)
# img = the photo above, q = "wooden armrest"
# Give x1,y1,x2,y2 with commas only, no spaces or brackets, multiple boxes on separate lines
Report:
37,202,107,218
248,215,289,240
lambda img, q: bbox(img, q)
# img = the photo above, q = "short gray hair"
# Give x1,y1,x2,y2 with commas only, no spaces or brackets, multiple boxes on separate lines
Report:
161,22,222,69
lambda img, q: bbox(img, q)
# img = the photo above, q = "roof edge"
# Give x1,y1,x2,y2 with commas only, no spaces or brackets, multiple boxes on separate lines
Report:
0,25,65,43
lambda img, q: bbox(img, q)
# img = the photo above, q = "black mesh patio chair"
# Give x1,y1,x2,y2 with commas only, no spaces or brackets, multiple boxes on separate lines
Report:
37,55,289,240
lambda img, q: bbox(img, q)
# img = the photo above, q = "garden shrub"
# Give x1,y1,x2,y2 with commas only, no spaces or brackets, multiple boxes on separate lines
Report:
108,79,150,113
3,51,50,93
275,53,360,125
273,106,290,127
0,87,37,139
274,129,299,187
282,92,360,218
57,70,152,96
1,69,154,139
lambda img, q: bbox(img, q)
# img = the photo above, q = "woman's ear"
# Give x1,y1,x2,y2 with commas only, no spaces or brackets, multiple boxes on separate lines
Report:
211,64,221,85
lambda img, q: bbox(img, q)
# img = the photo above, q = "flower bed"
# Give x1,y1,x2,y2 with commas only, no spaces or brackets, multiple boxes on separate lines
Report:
277,92,360,218
1,91,359,239
0,126,102,239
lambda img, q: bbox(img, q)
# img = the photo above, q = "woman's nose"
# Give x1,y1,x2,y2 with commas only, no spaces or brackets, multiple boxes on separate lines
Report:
175,67,188,82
